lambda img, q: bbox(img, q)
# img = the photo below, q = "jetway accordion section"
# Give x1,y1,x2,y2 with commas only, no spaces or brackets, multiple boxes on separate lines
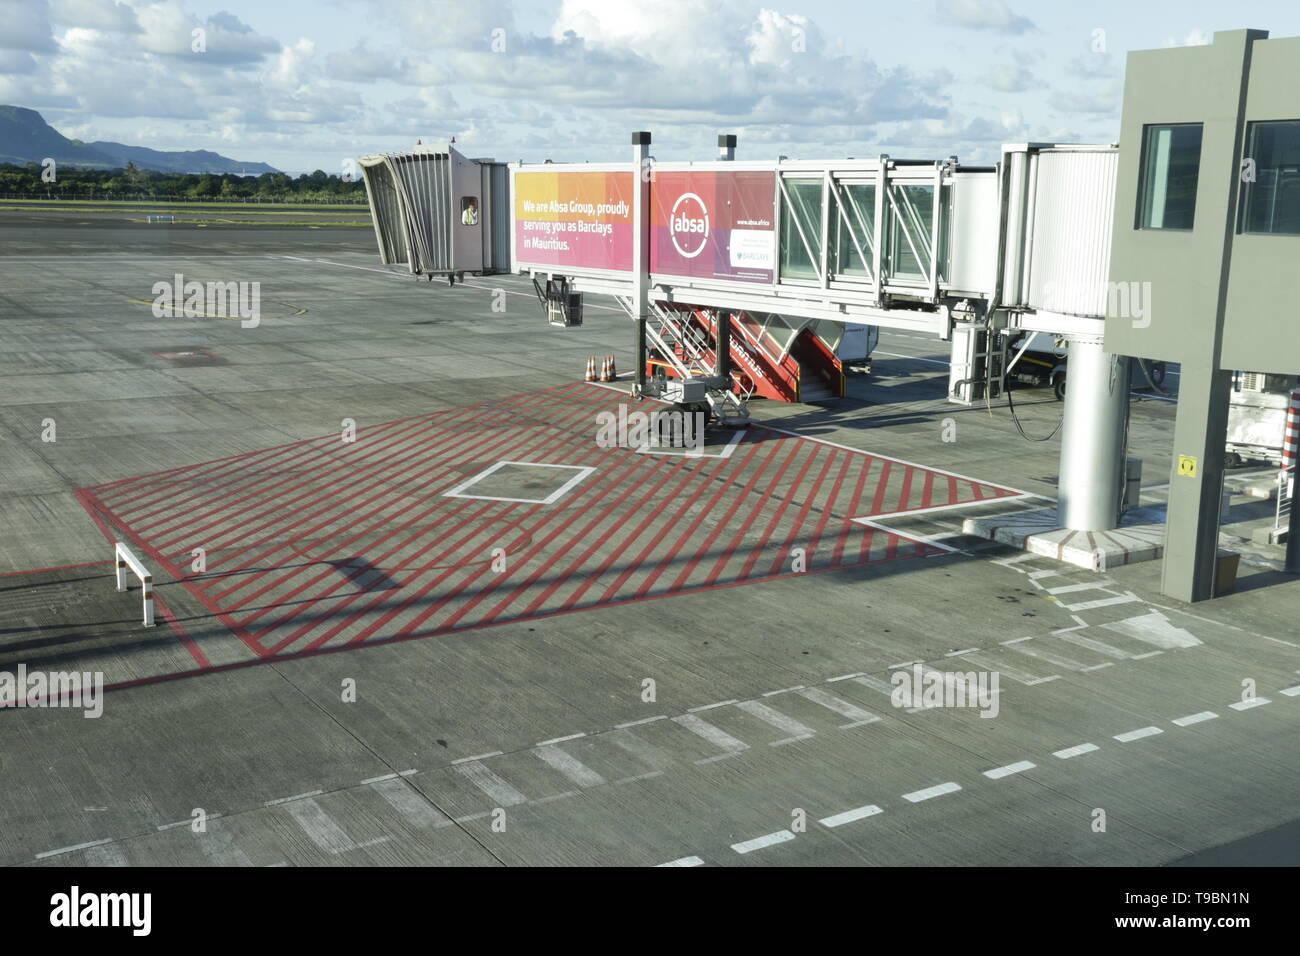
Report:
1000,145,1119,322
359,145,509,277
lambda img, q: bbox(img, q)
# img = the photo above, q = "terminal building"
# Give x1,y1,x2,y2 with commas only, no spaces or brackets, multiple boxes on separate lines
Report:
359,28,1300,604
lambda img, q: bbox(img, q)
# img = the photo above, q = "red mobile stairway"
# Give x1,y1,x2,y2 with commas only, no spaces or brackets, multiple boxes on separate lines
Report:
644,305,845,404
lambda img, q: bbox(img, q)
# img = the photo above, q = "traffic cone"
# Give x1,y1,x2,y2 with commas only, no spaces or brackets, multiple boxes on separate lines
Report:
599,356,612,382
607,355,617,379
585,355,596,382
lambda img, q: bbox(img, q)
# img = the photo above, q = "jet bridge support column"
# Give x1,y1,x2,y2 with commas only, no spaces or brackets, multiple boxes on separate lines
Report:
632,131,652,395
1057,337,1130,531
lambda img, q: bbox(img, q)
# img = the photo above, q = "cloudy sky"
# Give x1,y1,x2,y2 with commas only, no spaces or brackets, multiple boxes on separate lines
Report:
3,0,1298,174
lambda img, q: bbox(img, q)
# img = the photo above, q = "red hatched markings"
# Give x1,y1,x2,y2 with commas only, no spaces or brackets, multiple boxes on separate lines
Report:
76,383,1021,662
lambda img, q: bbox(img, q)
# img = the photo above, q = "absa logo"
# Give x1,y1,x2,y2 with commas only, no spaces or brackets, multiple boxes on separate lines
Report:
669,192,709,259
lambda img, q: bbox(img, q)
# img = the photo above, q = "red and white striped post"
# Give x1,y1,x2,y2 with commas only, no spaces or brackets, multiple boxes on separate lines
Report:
1286,390,1300,572
1282,389,1300,472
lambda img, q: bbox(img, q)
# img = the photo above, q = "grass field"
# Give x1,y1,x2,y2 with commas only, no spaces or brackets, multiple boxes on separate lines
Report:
0,198,369,212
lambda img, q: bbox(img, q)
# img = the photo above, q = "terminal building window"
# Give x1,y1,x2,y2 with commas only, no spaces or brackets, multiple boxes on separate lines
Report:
1137,123,1202,230
1241,120,1300,236
779,179,824,281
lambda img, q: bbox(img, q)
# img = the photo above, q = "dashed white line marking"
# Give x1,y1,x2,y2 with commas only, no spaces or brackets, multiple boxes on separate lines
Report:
826,672,866,683
194,819,253,866
369,776,453,829
674,713,749,761
1229,697,1270,711
797,686,880,727
361,772,397,785
762,685,805,696
533,746,607,788
902,782,962,802
851,674,923,713
35,838,113,860
1056,631,1133,659
736,700,816,746
984,760,1035,779
1046,578,1116,595
1062,591,1141,612
731,830,796,854
945,647,979,656
283,798,359,854
657,855,705,867
1114,726,1163,743
688,700,738,712
1280,685,1300,697
1172,711,1218,726
537,732,587,747
451,751,503,765
614,771,664,785
609,729,675,771
454,760,528,806
819,804,883,828
264,790,323,807
83,843,130,867
158,812,223,832
1053,743,1099,759
614,715,666,728
533,790,579,805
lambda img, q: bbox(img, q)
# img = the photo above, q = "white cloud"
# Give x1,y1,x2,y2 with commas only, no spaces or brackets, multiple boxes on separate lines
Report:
986,64,1035,92
937,0,1034,35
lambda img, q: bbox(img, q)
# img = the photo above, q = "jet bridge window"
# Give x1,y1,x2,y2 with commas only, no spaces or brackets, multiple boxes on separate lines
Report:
461,196,480,226
779,178,824,281
829,182,876,279
1240,120,1300,236
1137,123,1202,230
887,184,934,280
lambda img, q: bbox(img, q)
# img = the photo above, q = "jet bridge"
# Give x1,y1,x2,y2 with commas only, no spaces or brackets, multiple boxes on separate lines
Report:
359,144,510,280
360,133,1131,540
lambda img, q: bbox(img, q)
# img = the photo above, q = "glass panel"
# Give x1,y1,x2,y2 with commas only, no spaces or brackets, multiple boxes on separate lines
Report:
779,179,824,280
1241,120,1300,236
1138,123,1202,230
889,184,933,280
830,183,875,278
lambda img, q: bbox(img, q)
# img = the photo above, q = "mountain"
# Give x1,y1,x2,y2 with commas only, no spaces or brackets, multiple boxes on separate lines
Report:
0,105,280,174
87,141,277,175
0,105,112,168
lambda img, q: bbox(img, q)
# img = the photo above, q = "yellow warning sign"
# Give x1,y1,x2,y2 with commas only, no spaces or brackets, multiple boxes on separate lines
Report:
1177,454,1198,478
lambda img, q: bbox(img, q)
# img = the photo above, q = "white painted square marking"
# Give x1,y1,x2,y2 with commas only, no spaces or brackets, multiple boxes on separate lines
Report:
1280,685,1300,697
442,460,596,505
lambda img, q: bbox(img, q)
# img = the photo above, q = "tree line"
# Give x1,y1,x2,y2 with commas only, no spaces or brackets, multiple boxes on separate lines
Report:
0,162,369,203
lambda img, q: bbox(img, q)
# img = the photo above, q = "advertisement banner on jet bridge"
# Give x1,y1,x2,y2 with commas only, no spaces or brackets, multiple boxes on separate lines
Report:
651,170,776,283
513,170,635,273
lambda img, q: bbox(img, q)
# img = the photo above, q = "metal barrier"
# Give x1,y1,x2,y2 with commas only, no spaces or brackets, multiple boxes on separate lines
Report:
114,542,155,627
